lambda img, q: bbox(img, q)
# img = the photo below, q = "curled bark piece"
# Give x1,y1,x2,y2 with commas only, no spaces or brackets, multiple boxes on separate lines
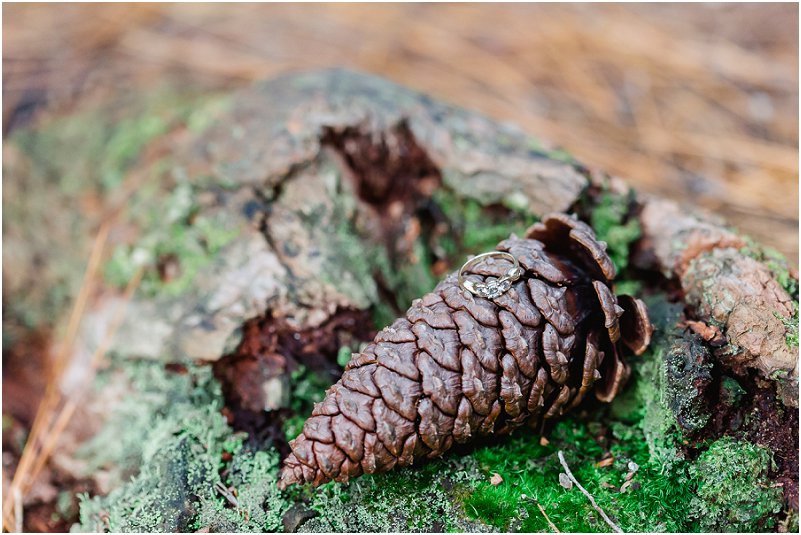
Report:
278,213,652,488
638,197,798,406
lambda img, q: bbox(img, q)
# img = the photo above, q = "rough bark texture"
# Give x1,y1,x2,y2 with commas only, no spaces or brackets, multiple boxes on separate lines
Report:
279,214,652,487
636,198,798,406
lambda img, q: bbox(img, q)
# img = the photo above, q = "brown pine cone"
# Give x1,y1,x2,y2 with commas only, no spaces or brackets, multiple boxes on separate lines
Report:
278,213,652,488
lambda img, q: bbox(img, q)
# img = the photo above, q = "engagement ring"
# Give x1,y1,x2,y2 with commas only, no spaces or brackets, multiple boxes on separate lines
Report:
458,251,522,300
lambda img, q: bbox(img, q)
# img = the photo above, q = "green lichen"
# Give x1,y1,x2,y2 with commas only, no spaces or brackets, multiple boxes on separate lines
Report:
76,361,292,533
312,169,439,328
663,337,712,432
612,347,686,472
590,190,641,274
3,88,221,335
12,96,166,194
304,459,487,532
759,246,799,299
196,449,289,532
281,366,332,441
688,437,783,532
612,296,688,471
777,303,799,349
780,508,799,533
103,182,240,297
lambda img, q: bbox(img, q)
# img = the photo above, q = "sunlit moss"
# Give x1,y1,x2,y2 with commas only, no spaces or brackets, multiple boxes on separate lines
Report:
462,357,695,532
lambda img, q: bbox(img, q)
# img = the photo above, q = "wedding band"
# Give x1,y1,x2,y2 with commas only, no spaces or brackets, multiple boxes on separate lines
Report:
458,251,522,300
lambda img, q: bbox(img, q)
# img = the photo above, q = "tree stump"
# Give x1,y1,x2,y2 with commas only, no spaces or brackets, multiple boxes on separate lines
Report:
4,69,797,532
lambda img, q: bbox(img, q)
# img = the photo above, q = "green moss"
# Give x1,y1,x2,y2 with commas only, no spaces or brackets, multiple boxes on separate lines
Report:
364,186,539,327
431,188,538,260
590,190,641,274
336,345,353,368
688,437,783,531
526,137,578,165
462,418,694,533
369,234,440,325
461,329,708,533
613,278,642,297
719,376,746,407
281,366,332,441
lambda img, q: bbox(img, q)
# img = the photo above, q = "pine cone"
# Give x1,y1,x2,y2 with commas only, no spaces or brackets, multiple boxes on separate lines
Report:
278,213,652,488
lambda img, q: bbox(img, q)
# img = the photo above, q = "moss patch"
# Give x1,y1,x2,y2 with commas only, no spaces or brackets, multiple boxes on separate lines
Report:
462,420,694,533
462,341,694,533
431,189,539,262
281,366,332,442
689,437,783,531
590,189,641,274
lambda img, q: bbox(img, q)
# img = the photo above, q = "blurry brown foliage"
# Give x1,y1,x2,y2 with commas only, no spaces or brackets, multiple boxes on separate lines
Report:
3,3,798,260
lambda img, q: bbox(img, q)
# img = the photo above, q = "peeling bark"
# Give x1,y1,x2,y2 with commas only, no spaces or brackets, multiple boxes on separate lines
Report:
636,198,798,406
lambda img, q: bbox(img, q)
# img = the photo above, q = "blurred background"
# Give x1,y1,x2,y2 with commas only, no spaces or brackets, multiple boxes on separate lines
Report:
3,3,798,261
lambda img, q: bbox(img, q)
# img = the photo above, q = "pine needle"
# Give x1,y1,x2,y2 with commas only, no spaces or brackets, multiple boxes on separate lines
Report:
557,450,622,533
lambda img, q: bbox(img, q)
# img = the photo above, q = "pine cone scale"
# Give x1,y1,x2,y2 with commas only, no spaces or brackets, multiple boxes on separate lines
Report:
278,213,653,488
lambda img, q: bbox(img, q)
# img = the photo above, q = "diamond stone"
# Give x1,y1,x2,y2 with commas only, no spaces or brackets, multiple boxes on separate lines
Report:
478,277,512,299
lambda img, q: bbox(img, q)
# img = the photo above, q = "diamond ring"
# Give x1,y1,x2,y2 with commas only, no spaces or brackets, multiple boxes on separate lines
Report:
458,251,523,300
